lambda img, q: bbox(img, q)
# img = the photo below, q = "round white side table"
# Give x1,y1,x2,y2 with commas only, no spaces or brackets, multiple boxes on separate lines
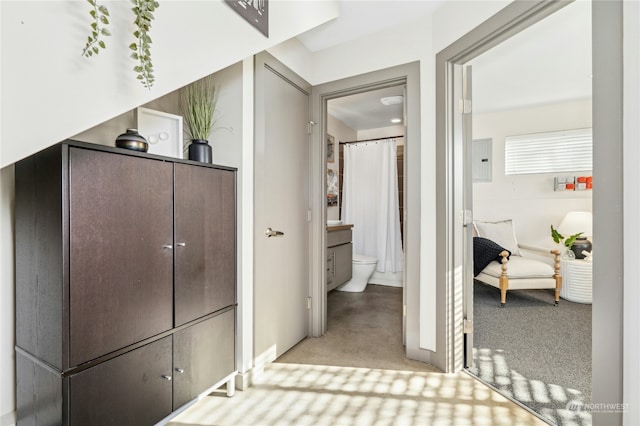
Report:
560,259,592,304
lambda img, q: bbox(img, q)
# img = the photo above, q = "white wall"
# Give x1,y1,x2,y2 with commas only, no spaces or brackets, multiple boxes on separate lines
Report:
326,115,356,220
472,99,593,245
358,125,405,142
72,63,244,168
0,1,338,168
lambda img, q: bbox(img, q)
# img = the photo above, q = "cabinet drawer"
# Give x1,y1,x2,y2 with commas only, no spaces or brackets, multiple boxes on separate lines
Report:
68,336,173,426
173,309,236,409
327,229,352,247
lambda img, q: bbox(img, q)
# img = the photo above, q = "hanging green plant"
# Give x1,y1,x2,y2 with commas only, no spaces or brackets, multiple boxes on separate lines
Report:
81,0,111,58
130,0,160,89
82,0,159,89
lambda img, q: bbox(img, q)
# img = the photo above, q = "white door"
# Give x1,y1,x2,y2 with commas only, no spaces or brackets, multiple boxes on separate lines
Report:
254,53,311,366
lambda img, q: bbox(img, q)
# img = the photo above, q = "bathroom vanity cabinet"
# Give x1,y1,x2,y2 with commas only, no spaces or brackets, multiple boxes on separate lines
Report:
15,141,237,425
326,225,353,291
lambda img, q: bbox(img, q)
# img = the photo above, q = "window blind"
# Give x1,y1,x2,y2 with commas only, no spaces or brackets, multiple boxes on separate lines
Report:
504,128,592,175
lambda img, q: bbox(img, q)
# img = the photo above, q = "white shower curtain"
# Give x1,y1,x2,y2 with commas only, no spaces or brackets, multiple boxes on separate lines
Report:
341,139,404,273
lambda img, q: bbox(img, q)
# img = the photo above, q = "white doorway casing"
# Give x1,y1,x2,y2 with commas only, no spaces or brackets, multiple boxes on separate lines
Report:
436,1,637,425
309,62,431,363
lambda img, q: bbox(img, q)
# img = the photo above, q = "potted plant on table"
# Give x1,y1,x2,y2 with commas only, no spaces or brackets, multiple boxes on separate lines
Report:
550,225,583,260
181,76,217,163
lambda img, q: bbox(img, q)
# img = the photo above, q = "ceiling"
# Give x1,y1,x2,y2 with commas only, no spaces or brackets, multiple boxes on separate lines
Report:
298,1,592,132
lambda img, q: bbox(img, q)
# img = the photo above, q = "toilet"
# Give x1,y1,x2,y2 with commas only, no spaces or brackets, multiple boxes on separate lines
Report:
336,254,378,292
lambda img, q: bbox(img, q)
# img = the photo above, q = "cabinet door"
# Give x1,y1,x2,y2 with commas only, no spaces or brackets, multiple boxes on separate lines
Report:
175,164,236,325
326,248,334,285
69,148,174,366
333,243,353,286
68,336,173,426
173,308,235,410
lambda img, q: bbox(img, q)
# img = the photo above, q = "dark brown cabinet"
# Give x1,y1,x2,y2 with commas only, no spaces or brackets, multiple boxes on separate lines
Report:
173,309,235,410
174,164,236,326
15,141,237,426
68,337,173,426
69,148,174,366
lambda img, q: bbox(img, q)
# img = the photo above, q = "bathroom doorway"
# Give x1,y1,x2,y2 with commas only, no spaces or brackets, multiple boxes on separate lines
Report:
281,61,431,368
277,82,417,370
326,86,406,288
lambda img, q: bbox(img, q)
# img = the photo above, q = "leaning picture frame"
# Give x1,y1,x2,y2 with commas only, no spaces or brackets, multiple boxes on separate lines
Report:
327,134,335,163
135,107,183,159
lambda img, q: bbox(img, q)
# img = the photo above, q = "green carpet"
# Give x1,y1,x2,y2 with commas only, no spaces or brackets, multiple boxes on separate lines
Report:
468,281,592,426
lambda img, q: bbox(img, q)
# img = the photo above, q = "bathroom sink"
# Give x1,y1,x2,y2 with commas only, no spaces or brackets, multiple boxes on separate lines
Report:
327,220,342,226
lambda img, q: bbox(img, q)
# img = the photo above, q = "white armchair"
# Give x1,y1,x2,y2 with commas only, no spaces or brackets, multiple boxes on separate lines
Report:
473,220,562,307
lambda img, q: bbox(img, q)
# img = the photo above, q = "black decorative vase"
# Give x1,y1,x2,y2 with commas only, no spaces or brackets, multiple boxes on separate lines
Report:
188,139,212,163
115,128,148,152
571,237,593,259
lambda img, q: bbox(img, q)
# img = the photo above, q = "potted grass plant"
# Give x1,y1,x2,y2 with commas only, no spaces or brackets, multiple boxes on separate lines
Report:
181,76,217,163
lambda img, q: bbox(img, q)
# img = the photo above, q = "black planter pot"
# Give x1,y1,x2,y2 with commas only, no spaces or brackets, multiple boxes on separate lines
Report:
571,237,592,259
188,139,212,164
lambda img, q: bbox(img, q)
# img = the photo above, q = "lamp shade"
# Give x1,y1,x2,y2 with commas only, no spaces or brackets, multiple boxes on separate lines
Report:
557,211,592,237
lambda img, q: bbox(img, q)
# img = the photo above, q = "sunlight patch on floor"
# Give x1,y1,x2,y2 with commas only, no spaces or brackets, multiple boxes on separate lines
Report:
169,362,547,426
471,346,592,425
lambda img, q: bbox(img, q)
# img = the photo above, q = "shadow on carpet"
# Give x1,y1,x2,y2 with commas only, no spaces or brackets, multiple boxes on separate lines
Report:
467,281,592,426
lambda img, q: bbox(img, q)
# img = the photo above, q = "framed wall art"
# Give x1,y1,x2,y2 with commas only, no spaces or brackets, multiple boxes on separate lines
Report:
327,169,338,207
136,107,183,159
327,134,335,163
225,0,269,37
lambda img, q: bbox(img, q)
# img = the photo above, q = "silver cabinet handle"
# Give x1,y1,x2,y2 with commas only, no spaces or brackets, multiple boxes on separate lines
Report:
176,242,186,247
162,244,173,249
265,227,284,238
161,375,172,381
175,368,185,374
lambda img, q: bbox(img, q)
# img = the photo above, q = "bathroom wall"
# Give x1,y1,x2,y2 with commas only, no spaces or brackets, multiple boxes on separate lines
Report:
326,115,356,220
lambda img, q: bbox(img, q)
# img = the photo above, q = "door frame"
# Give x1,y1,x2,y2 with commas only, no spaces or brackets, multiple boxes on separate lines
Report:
436,2,629,424
434,0,573,373
309,62,430,362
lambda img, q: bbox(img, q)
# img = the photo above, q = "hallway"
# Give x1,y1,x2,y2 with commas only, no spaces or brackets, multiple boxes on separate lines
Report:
169,286,546,425
276,285,434,371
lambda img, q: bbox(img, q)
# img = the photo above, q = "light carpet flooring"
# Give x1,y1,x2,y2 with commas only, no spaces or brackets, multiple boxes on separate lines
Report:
169,285,547,426
469,282,592,426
